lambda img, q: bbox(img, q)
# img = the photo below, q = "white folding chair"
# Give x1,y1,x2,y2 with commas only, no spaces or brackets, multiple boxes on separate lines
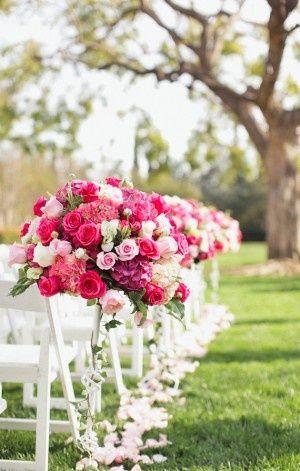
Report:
0,281,79,471
23,297,126,413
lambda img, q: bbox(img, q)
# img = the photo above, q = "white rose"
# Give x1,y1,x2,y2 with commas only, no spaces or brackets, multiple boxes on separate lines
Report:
33,243,55,267
101,219,119,244
99,184,123,204
140,220,156,238
156,214,171,236
75,248,87,259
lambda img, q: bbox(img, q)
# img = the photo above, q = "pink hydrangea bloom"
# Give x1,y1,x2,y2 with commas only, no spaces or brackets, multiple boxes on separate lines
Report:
78,199,119,224
49,254,86,293
111,256,152,291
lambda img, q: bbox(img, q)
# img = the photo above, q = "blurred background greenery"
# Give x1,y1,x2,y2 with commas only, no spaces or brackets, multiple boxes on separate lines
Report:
1,1,299,251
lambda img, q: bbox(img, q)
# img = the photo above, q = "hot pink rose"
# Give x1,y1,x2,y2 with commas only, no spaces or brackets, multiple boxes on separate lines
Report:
38,275,61,297
20,222,30,237
175,282,190,302
143,282,165,306
8,243,27,267
74,222,101,247
105,176,122,187
96,252,118,270
49,239,72,257
33,196,47,216
79,181,99,203
79,271,107,299
156,236,178,258
115,239,139,261
150,193,169,215
138,238,159,260
37,217,60,245
100,289,127,315
42,196,64,219
62,211,84,235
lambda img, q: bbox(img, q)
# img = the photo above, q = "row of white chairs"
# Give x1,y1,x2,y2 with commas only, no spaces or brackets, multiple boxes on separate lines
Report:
0,246,206,470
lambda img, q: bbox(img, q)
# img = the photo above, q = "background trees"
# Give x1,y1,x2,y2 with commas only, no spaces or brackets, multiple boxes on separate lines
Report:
1,1,299,257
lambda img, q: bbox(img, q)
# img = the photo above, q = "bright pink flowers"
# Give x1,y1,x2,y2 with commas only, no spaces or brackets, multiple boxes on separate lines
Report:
144,282,165,305
38,275,61,297
138,238,159,260
63,211,84,235
11,177,190,326
37,218,60,245
74,222,101,247
79,271,107,299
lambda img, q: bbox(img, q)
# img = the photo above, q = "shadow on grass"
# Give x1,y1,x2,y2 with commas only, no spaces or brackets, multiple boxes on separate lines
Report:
166,416,300,469
203,349,300,363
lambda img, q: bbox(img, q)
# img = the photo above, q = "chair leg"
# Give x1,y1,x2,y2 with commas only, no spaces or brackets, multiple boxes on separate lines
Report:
23,383,35,407
131,325,143,378
35,329,51,471
108,329,125,394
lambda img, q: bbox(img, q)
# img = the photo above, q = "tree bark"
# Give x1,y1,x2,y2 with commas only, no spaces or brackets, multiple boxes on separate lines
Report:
264,125,300,259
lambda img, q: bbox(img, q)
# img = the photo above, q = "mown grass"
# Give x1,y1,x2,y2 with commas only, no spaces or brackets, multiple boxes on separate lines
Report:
1,242,300,470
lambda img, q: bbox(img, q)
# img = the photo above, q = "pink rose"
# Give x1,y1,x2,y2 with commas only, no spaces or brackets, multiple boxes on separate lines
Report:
143,282,165,306
156,236,178,258
115,239,139,261
74,222,101,247
79,181,99,203
38,275,61,297
42,196,64,219
173,233,189,256
20,222,30,237
49,239,72,257
8,243,27,267
138,238,159,260
26,244,35,262
62,211,84,235
33,196,47,216
79,271,107,299
96,251,118,270
37,217,60,245
100,289,127,315
175,282,190,302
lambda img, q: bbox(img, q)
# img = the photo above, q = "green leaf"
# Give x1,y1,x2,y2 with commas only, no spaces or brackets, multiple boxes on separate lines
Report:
87,298,98,306
104,319,122,331
166,299,185,322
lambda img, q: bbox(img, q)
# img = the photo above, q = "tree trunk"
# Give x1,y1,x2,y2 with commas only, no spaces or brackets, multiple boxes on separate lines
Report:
264,125,300,259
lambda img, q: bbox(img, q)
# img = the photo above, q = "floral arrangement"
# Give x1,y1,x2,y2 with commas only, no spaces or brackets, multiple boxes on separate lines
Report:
9,177,190,325
164,196,242,267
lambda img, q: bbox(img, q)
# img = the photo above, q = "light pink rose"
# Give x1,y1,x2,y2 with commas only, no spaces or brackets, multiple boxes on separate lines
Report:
42,196,64,219
8,243,27,266
156,236,178,258
49,239,72,257
100,289,127,315
115,239,139,261
96,251,118,270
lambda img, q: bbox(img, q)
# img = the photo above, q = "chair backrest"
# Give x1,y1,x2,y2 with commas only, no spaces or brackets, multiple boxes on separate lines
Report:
0,280,46,313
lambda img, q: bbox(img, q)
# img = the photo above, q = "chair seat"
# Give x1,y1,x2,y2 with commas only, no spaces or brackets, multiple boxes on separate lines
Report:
0,398,7,414
0,345,76,382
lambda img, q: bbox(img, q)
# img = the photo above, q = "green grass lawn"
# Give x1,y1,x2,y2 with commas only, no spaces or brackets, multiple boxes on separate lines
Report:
1,242,300,470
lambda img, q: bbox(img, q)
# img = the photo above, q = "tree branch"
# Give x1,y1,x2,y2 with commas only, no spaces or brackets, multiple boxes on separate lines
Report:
257,0,298,110
163,0,208,25
139,1,200,56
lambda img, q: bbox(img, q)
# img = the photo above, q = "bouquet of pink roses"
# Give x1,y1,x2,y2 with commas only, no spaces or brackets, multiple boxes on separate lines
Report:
9,177,189,325
164,196,242,266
